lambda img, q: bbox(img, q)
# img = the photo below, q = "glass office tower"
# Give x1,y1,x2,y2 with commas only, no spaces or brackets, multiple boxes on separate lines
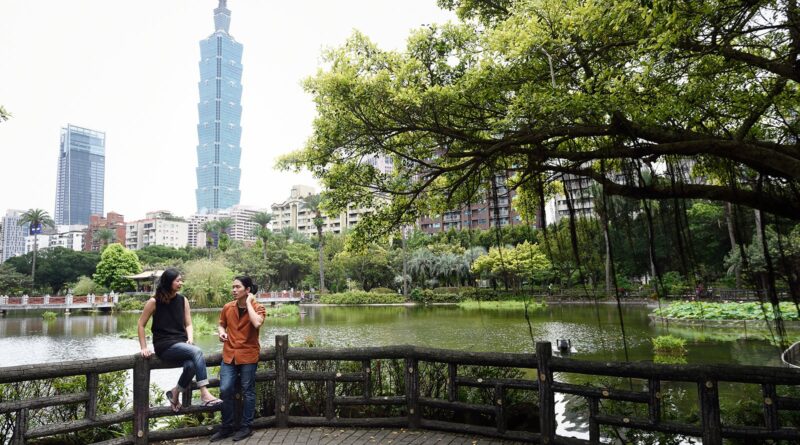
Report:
54,124,106,226
195,0,243,212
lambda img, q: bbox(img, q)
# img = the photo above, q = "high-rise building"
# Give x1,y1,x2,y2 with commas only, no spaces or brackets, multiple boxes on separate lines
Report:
54,124,105,226
1,210,27,262
195,0,243,212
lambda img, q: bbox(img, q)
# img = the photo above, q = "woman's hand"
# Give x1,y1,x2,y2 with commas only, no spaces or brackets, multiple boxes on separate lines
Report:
140,348,152,358
218,332,229,342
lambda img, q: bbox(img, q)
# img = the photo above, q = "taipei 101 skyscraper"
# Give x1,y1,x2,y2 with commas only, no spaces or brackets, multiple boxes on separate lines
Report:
195,0,243,212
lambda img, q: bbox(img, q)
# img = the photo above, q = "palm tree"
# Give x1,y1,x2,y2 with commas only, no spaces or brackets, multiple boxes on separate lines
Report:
200,220,219,257
250,211,273,260
94,227,115,250
303,194,326,292
18,209,54,291
216,217,234,252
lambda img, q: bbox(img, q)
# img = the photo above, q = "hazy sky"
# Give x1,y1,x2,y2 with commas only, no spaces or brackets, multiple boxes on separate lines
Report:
0,0,454,221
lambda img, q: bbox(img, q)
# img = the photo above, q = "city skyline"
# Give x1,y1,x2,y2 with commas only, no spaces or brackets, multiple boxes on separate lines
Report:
0,1,455,221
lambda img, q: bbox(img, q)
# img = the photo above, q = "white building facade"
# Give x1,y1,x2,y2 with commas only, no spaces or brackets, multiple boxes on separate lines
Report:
125,211,189,250
270,185,379,237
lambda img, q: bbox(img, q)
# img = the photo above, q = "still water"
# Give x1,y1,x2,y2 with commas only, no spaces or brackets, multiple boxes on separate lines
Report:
0,303,784,367
0,303,788,440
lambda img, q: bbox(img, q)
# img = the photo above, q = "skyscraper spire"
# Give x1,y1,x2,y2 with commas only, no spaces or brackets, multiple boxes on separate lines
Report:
196,0,243,212
214,0,231,33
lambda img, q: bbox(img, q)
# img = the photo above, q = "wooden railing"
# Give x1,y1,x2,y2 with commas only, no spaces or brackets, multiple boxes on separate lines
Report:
1,335,800,444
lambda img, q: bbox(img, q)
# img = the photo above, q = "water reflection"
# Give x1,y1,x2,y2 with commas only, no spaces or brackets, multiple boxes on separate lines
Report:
0,304,788,368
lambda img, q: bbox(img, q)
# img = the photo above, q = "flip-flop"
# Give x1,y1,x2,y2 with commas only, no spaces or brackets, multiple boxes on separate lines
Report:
165,390,181,412
202,398,223,407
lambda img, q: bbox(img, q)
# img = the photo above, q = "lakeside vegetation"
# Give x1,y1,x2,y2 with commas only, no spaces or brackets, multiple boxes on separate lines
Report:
652,301,800,321
456,300,546,311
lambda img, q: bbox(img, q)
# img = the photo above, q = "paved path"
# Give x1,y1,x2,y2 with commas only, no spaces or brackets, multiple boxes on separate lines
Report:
156,427,526,445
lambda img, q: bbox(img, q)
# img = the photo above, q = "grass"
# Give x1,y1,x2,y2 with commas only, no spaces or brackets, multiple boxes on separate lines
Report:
457,300,547,310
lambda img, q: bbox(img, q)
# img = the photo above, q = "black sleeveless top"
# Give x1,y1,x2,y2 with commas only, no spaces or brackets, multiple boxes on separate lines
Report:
152,294,188,356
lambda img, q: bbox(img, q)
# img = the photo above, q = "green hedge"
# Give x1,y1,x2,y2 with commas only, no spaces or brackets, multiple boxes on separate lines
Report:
369,287,396,294
319,292,406,304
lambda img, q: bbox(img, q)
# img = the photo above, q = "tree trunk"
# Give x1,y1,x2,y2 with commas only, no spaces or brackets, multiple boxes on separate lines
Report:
317,226,325,292
602,215,611,296
402,228,409,297
31,234,38,292
725,203,741,287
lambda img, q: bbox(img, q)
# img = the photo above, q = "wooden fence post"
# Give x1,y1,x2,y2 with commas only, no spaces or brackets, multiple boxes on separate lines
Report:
698,378,722,445
405,358,420,429
133,354,150,445
536,342,555,444
275,335,289,428
11,408,27,445
85,373,99,421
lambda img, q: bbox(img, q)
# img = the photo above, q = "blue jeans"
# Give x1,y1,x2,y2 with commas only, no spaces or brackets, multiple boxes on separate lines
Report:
159,342,209,390
219,362,257,429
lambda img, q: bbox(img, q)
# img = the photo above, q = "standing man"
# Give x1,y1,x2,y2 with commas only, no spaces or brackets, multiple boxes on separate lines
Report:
210,275,266,442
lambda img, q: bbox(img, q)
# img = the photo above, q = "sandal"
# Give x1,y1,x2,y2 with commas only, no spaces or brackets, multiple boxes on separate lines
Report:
202,398,223,407
165,390,181,412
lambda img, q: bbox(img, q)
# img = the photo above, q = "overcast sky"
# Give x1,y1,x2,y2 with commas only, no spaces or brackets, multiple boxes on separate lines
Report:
0,0,454,221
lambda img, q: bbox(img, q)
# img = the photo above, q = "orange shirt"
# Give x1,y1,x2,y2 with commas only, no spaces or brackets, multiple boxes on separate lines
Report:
219,300,266,365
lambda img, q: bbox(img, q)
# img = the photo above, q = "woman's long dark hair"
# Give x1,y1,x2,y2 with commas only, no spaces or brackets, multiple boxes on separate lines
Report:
155,268,181,303
234,275,258,295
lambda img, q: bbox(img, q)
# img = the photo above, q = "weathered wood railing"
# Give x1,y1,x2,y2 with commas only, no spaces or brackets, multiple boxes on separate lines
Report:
1,335,800,444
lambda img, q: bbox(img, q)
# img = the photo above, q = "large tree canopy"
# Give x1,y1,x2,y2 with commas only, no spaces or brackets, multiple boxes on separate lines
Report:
281,0,799,241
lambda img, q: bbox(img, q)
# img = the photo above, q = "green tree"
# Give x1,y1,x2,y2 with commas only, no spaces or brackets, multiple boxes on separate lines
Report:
216,217,234,252
29,248,99,294
94,228,116,250
333,244,394,291
182,258,235,307
281,0,800,240
303,193,327,292
0,105,10,122
270,241,315,289
222,242,274,291
250,211,274,261
135,245,194,268
201,220,219,256
93,243,142,292
471,241,551,289
72,276,105,296
0,263,32,295
18,209,55,291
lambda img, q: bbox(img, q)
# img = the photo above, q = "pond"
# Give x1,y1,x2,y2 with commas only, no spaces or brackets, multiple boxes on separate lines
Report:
0,303,790,440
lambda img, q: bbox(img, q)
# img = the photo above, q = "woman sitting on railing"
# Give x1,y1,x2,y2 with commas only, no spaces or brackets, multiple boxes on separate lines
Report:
137,267,222,411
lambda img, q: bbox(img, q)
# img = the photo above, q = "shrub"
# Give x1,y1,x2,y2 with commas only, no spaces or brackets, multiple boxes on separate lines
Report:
114,294,148,311
319,292,405,304
433,286,460,294
369,287,396,294
41,311,57,320
72,276,106,296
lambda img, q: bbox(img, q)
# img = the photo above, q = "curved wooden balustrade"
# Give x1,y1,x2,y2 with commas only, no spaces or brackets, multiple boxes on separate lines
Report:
1,335,800,444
